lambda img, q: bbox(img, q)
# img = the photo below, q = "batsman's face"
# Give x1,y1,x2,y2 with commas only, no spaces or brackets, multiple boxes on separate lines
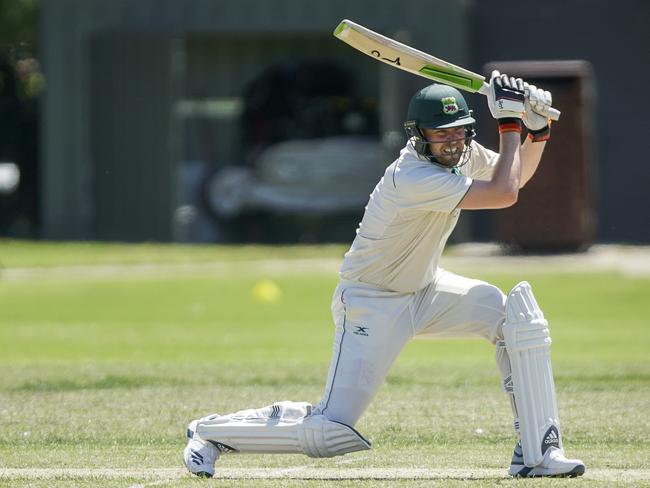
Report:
422,127,466,166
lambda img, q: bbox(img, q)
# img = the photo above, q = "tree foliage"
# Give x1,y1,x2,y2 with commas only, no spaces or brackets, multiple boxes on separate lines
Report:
0,0,39,52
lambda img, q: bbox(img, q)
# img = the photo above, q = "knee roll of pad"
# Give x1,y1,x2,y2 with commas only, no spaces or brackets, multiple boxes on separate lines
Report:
300,415,371,458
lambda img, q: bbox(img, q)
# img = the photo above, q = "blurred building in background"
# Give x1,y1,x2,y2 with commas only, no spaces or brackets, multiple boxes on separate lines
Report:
0,5,42,240
5,0,649,246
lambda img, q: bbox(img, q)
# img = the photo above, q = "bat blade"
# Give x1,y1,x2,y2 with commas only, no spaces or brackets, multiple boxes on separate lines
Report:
334,19,486,93
333,19,560,121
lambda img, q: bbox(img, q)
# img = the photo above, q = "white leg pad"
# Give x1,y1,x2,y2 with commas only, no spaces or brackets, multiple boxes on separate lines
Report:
195,400,371,458
504,282,561,467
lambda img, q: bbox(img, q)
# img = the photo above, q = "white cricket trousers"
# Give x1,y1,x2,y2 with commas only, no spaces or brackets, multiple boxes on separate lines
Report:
313,269,506,427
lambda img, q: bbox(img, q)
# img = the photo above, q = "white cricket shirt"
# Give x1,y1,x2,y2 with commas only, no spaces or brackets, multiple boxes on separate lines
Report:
339,140,499,293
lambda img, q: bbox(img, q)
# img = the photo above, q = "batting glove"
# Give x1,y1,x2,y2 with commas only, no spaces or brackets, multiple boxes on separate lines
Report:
523,83,553,131
487,70,525,120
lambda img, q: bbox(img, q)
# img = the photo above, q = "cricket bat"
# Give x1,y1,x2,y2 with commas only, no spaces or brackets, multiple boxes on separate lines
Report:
333,19,560,121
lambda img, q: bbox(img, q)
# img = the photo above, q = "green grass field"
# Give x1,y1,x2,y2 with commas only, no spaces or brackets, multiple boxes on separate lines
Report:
1,241,649,487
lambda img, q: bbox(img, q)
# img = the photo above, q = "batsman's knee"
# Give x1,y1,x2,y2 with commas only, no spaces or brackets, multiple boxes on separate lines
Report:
469,282,506,312
466,281,507,341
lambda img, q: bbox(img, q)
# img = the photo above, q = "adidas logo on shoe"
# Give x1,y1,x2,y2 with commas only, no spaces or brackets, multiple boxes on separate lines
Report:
542,426,560,452
544,431,558,444
190,449,204,466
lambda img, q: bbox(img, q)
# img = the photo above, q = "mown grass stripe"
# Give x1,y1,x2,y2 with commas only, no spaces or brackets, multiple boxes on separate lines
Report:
2,468,650,481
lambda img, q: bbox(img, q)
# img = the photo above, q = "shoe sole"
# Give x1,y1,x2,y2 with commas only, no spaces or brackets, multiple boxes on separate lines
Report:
193,471,213,478
511,464,585,478
183,459,214,478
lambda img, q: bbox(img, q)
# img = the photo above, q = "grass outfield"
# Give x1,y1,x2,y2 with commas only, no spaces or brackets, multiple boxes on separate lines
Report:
1,241,649,487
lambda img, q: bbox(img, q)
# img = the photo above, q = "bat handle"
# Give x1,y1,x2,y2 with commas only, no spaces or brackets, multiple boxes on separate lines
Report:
479,82,560,121
546,107,561,121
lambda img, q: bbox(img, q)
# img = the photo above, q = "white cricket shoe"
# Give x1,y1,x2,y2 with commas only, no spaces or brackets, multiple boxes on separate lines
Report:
183,420,220,478
509,443,585,478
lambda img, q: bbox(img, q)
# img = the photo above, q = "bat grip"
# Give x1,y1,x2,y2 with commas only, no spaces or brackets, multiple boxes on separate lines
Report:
478,83,561,121
546,107,561,121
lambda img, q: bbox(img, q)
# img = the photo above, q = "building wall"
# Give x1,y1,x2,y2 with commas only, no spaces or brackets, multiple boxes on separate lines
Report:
39,0,471,240
41,0,650,243
471,0,650,242
89,33,176,241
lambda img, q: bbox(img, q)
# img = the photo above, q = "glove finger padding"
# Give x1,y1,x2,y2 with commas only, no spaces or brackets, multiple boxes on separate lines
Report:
524,85,553,131
528,84,538,104
514,77,525,92
488,70,525,120
529,87,544,111
539,90,552,112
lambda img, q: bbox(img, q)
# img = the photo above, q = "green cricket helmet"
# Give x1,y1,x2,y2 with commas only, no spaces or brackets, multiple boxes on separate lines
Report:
404,84,476,168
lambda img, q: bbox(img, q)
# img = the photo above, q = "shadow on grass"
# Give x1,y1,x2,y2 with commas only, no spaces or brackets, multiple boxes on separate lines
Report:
11,374,184,392
10,373,323,392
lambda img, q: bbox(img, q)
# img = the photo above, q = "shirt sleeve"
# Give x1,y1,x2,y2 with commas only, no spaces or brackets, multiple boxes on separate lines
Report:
464,141,499,181
392,163,472,213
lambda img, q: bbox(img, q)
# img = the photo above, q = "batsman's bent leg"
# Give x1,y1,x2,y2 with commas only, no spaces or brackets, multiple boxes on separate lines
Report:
183,401,370,476
183,282,411,477
195,401,369,456
313,284,414,427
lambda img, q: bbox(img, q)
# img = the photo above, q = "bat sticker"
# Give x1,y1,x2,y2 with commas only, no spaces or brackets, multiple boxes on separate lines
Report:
370,50,401,66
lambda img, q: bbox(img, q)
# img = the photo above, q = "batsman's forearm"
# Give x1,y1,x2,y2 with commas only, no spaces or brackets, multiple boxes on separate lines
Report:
519,137,546,188
456,131,521,209
492,132,522,197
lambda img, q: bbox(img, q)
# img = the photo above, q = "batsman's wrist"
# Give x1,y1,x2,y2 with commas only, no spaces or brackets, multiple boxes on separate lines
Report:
498,118,522,134
528,124,551,142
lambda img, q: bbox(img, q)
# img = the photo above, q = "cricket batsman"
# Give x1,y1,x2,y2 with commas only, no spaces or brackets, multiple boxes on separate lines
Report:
183,71,586,478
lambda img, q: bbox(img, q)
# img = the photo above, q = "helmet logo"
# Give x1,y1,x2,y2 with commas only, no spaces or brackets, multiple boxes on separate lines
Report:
441,96,459,115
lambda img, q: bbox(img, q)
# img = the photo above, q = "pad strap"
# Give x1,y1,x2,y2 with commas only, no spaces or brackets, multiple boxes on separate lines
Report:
495,340,520,435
